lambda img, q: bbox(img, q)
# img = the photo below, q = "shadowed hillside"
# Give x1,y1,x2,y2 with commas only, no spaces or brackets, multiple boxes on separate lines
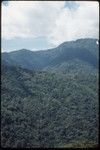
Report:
1,38,99,148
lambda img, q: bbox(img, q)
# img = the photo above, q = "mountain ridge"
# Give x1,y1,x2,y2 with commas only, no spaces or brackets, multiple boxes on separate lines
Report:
2,38,98,53
2,38,99,71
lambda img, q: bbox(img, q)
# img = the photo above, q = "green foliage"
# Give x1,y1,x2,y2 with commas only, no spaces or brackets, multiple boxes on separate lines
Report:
1,63,98,148
59,139,98,148
1,38,99,148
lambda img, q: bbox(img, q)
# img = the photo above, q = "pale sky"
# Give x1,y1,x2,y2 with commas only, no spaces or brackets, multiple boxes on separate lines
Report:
2,1,99,52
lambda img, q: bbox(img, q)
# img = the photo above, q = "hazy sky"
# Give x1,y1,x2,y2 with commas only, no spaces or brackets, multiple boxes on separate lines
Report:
2,1,99,52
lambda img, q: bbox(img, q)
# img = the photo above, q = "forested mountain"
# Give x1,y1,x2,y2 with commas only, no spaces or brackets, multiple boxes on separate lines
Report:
1,38,99,148
2,38,99,70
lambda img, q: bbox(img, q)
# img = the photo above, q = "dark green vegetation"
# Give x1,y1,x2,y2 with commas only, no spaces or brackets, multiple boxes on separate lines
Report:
1,38,99,148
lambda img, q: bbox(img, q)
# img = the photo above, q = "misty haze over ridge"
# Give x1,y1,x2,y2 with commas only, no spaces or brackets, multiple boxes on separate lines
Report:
2,38,99,53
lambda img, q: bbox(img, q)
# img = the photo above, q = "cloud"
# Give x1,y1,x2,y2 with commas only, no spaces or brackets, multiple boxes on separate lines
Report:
50,1,99,45
2,1,64,40
2,1,99,47
64,1,80,10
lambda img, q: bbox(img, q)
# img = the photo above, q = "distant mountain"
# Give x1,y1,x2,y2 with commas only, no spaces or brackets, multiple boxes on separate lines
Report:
2,38,99,71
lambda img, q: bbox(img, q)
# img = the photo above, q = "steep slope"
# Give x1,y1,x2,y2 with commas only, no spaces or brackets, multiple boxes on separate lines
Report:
2,38,99,71
1,64,99,148
1,38,99,148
